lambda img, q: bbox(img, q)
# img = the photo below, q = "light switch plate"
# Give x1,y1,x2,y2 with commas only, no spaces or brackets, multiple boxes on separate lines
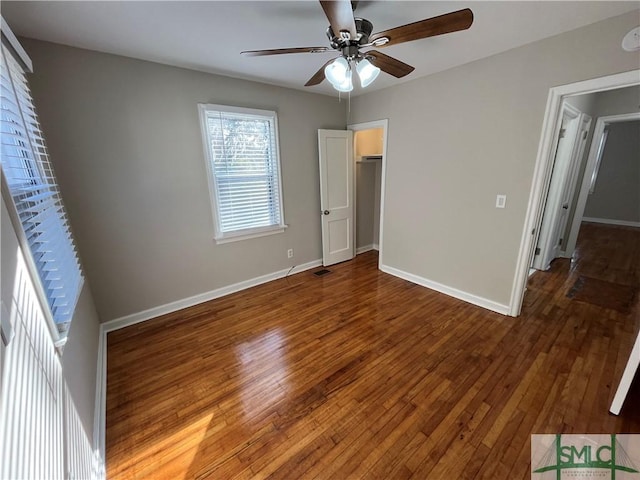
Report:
496,194,507,208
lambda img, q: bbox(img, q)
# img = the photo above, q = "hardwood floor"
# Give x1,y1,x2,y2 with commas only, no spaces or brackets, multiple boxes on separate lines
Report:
106,222,640,479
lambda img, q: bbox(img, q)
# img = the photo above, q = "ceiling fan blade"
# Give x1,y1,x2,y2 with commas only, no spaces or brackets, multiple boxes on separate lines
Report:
305,59,335,86
365,51,414,78
320,0,357,40
370,8,473,47
242,46,331,56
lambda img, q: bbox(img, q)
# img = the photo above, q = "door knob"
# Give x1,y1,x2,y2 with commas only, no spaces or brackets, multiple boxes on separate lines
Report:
323,210,330,215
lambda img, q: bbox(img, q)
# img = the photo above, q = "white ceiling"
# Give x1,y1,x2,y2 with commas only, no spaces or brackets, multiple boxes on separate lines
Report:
2,1,638,96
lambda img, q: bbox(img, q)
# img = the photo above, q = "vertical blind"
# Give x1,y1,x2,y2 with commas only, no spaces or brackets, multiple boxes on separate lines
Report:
1,44,83,337
0,246,65,480
0,227,97,480
201,107,284,238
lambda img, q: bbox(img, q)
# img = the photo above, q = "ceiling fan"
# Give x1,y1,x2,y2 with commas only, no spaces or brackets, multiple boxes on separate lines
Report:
241,0,474,92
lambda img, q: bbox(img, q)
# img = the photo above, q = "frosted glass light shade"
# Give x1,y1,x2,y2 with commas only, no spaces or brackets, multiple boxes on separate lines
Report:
324,57,349,87
334,69,353,92
356,58,380,88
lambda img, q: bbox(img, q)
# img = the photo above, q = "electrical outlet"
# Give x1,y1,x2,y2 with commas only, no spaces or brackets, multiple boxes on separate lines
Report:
287,248,294,259
496,194,507,209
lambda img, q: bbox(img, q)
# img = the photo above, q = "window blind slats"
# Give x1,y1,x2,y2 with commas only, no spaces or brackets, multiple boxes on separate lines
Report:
1,45,83,336
201,106,284,238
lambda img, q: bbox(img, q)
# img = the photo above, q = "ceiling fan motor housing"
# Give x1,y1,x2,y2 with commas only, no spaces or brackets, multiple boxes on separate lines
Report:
355,18,373,44
326,17,374,50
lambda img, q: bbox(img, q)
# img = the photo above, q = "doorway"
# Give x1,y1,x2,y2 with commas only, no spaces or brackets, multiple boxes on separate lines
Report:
566,113,640,249
317,120,388,267
348,119,389,268
354,128,383,255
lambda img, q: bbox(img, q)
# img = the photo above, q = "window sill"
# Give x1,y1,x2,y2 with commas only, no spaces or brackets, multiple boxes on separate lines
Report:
214,224,288,245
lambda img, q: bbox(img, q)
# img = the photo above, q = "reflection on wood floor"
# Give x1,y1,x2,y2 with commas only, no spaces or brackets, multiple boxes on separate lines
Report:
106,222,640,479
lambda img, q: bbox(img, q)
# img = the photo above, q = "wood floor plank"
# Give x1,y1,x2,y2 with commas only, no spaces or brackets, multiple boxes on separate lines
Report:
106,223,640,478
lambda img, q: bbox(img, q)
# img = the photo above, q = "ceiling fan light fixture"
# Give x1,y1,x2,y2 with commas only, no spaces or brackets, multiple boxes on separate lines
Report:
244,4,475,93
324,56,349,88
356,58,380,88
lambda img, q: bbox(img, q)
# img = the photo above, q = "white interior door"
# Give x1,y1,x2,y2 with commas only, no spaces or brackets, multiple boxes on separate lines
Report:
533,105,580,270
318,129,354,266
555,113,591,255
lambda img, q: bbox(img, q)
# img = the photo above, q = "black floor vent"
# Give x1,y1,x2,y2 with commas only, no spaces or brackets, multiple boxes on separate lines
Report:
313,269,331,276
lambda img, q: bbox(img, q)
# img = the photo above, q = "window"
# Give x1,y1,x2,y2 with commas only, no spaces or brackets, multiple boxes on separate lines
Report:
198,104,286,243
1,42,83,341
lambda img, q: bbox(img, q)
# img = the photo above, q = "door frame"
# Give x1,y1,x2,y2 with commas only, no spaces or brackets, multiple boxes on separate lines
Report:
509,69,640,317
347,119,389,269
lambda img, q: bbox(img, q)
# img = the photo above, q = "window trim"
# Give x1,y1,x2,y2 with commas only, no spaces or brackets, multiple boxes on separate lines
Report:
197,103,287,244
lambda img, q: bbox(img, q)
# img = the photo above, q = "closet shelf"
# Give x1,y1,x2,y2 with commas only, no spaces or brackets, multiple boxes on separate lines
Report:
357,155,382,163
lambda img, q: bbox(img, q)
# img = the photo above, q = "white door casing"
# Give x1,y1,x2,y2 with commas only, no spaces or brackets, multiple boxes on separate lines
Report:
318,129,354,266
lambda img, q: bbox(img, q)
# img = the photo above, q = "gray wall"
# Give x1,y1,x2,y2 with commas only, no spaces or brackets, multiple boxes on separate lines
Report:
584,120,640,222
348,11,640,307
61,283,100,439
356,161,381,249
593,84,640,116
22,38,346,322
1,193,100,445
566,92,598,116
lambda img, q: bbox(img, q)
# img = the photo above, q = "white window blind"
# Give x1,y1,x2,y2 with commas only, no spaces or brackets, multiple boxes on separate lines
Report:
1,43,83,338
198,104,286,242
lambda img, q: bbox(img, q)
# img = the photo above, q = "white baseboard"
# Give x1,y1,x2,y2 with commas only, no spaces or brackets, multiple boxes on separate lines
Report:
102,259,322,333
582,217,640,228
356,244,374,255
373,243,379,251
380,264,510,316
